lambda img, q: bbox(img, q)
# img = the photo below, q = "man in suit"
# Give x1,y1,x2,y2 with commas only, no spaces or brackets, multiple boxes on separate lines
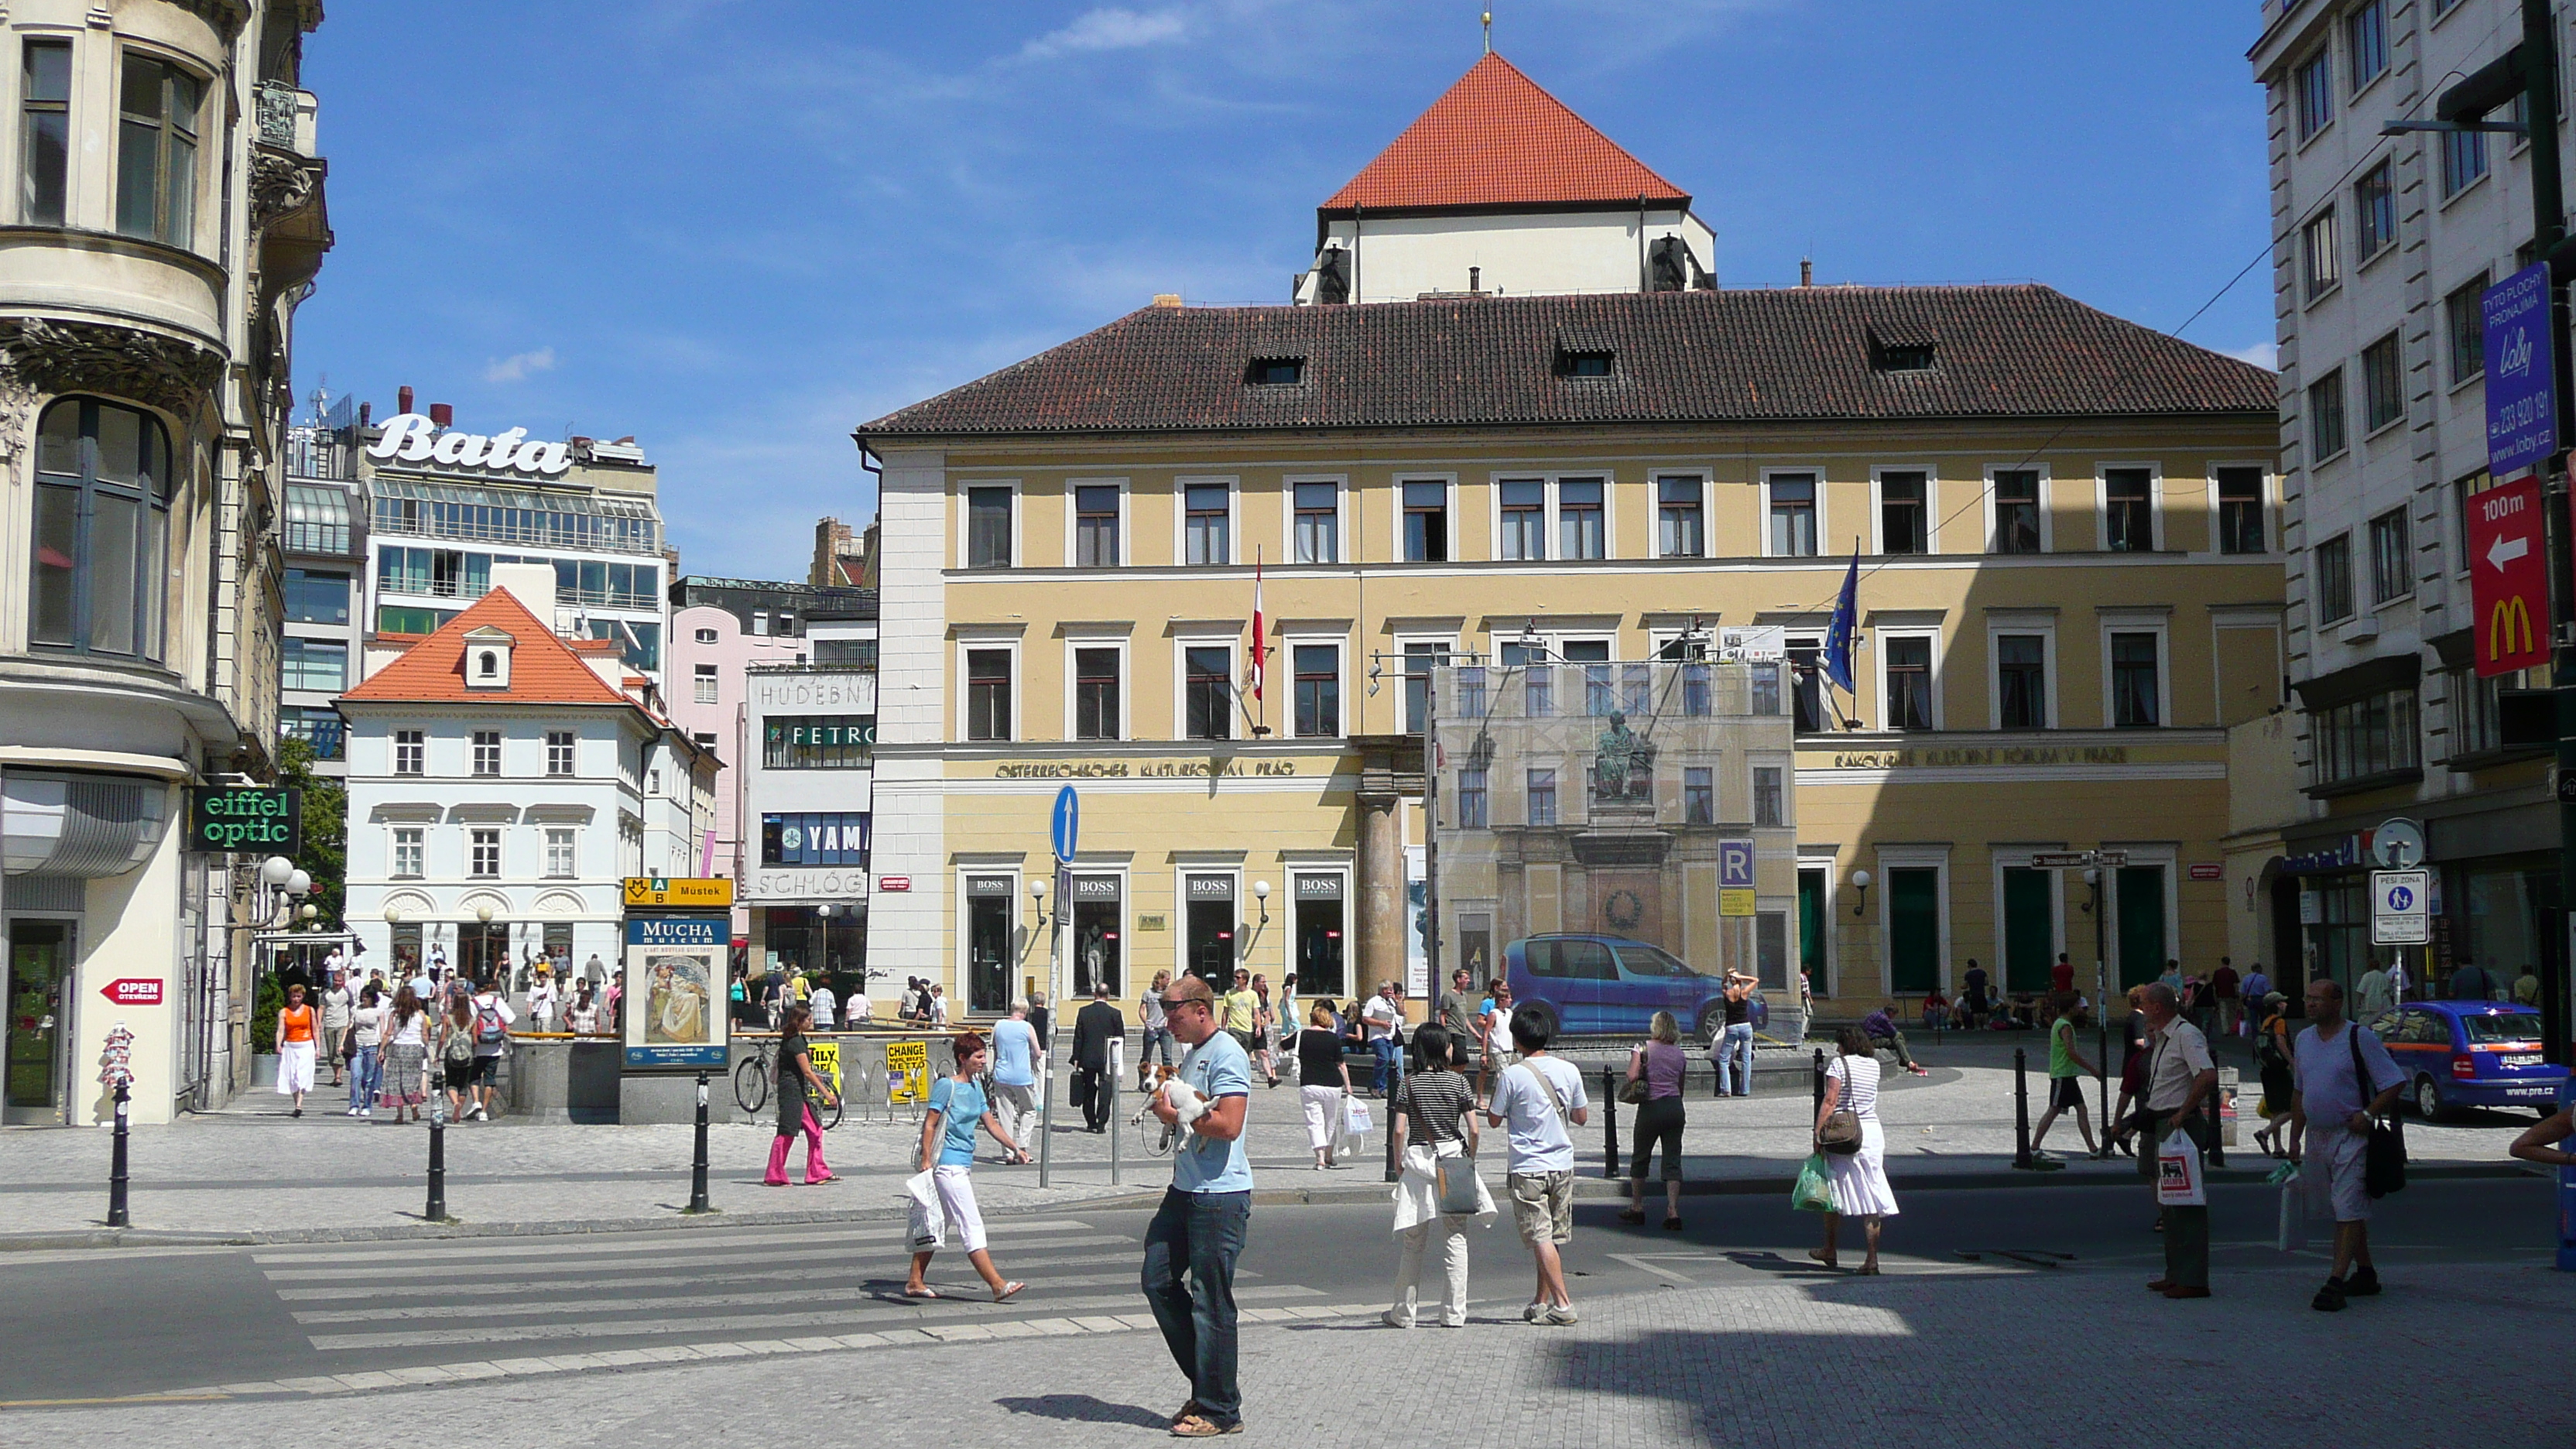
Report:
1071,982,1125,1133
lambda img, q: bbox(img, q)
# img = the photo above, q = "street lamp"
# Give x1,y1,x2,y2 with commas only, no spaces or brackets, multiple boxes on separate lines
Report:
1252,879,1271,924
476,905,494,924
384,906,402,925
300,903,318,921
1848,868,1872,917
1028,875,1048,925
261,856,294,887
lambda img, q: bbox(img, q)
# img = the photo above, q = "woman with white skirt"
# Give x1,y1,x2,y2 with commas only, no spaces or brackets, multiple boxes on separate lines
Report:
1811,1026,1899,1274
1384,1026,1495,1327
1297,1003,1353,1169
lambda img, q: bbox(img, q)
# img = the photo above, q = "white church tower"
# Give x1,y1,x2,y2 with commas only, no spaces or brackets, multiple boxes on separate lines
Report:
1294,51,1717,305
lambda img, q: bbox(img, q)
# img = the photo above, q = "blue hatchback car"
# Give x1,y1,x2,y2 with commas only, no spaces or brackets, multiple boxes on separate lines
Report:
2365,1001,2570,1120
1502,933,1737,1040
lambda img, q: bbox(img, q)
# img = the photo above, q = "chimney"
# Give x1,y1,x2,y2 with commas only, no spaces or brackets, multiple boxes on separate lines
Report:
1468,265,1482,293
397,385,414,415
429,402,454,428
1799,258,1813,288
1152,293,1183,308
489,561,557,625
358,402,372,429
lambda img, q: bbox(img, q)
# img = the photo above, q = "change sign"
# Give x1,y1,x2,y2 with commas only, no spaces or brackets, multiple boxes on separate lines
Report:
2482,264,2557,476
2468,475,2550,676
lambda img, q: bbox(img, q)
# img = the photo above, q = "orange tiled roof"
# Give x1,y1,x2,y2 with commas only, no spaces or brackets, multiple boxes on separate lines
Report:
339,588,634,707
1321,53,1689,214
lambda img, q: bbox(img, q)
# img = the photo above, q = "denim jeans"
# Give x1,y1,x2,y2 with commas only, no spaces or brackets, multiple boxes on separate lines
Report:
1142,1187,1250,1425
1720,1022,1755,1096
1370,1036,1403,1095
351,1045,381,1108
1141,1026,1176,1068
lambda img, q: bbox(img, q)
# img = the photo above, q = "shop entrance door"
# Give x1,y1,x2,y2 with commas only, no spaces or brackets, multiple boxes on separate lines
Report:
1070,876,1122,999
5,920,73,1124
2116,866,2167,989
2002,868,2054,993
1886,868,1939,994
966,877,1014,1015
458,924,509,986
1293,875,1345,999
1184,875,1237,993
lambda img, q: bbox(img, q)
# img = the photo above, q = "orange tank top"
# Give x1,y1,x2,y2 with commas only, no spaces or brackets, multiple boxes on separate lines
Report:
281,1003,316,1043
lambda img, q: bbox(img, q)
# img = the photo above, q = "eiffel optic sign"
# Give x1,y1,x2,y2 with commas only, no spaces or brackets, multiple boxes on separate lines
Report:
367,413,574,476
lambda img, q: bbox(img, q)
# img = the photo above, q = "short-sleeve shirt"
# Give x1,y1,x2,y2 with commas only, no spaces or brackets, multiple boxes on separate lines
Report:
991,1018,1039,1088
2144,1017,2215,1112
351,1005,384,1050
1297,1028,1345,1084
1362,996,1400,1040
810,987,836,1028
1487,1054,1588,1174
928,1076,988,1166
2292,1022,2403,1128
1140,989,1167,1029
1171,1031,1255,1194
1395,1068,1475,1144
1223,990,1259,1035
1826,1052,1882,1120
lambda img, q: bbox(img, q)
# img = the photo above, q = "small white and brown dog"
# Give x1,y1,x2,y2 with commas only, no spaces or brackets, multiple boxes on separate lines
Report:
1131,1070,1211,1153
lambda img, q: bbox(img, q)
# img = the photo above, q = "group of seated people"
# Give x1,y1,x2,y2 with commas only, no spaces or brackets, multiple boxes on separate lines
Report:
1914,989,2048,1032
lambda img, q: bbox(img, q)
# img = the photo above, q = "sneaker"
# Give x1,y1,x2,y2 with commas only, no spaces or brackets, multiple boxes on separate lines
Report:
2344,1266,2381,1297
1544,1303,1580,1326
1380,1310,1412,1330
2312,1279,2347,1313
360,1108,372,1118
1522,1303,1545,1323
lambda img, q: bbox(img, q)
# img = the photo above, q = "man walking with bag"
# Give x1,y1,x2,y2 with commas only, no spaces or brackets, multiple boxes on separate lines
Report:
2290,978,2404,1311
1142,975,1253,1437
2136,981,2217,1298
1485,1002,1591,1324
1071,982,1123,1133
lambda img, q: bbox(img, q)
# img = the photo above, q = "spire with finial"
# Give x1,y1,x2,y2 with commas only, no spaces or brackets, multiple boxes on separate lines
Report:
1482,10,1492,53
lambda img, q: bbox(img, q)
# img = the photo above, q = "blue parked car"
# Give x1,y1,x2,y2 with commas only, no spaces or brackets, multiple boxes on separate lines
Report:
2365,1001,2569,1120
1502,933,1742,1040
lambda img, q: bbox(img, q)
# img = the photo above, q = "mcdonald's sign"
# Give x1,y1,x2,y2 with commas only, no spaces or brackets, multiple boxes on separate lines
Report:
2467,474,2548,677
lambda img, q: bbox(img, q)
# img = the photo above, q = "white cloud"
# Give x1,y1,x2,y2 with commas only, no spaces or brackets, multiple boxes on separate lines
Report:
2225,341,2278,370
483,347,559,383
1020,7,1188,60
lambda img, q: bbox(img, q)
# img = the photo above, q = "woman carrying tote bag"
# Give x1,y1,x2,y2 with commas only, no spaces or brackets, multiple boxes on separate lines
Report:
1619,1011,1690,1230
1810,1026,1899,1273
1383,1026,1494,1329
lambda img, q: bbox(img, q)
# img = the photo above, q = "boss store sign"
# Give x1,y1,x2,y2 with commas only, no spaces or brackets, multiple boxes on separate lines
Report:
186,784,302,854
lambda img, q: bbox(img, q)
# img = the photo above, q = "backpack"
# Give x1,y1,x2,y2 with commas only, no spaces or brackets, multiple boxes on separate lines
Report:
474,1002,508,1046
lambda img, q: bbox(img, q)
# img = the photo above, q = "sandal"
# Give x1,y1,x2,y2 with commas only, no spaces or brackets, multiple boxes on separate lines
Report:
903,1286,940,1300
1807,1249,1838,1269
1616,1208,1646,1225
994,1281,1025,1303
1662,1216,1684,1231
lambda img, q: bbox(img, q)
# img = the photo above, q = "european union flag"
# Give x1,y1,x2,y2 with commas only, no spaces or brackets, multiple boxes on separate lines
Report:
1822,549,1858,696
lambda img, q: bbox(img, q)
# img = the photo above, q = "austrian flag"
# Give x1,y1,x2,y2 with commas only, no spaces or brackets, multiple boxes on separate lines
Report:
1248,552,1268,702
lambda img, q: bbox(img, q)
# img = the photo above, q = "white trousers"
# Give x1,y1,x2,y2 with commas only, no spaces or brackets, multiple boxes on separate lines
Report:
1392,1217,1470,1325
991,1082,1039,1151
1300,1084,1344,1151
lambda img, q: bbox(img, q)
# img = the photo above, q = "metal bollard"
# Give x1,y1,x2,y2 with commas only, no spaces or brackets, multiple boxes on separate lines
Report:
2012,1047,2035,1170
686,1070,713,1214
1811,1047,1826,1111
106,1081,130,1228
1602,1066,1622,1177
1109,1039,1123,1187
426,1107,449,1224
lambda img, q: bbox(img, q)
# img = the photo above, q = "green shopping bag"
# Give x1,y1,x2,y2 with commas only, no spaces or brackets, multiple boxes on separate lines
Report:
1791,1153,1836,1214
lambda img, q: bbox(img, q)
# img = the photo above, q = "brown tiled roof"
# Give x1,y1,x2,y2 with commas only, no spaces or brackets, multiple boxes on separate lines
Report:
340,588,635,707
1321,53,1688,214
859,286,2276,440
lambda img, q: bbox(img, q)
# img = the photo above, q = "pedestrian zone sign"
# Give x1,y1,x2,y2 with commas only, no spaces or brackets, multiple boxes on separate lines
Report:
2370,869,2428,946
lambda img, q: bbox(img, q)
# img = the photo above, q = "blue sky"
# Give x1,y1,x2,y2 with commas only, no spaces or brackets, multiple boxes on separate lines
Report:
297,1,2274,581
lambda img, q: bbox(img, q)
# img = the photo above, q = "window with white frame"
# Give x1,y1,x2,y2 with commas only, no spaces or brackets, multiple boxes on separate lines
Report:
472,730,502,776
470,827,501,878
1499,478,1546,560
2369,506,2410,605
1558,477,1605,560
1768,473,1818,557
1075,483,1122,567
1684,766,1715,824
1293,642,1340,738
1403,640,1450,734
1183,481,1231,565
692,664,717,705
1526,767,1558,826
2109,632,2162,728
2102,468,2154,552
395,729,424,776
392,827,423,879
965,486,1012,569
117,53,202,248
1753,765,1785,827
1292,481,1338,564
1458,767,1488,828
1882,633,1935,731
1403,481,1449,562
1074,646,1122,741
1995,632,2048,729
21,39,70,226
1658,476,1704,558
1991,469,2041,553
544,827,577,878
2217,467,2266,554
1182,643,1231,740
546,729,575,776
965,647,1012,742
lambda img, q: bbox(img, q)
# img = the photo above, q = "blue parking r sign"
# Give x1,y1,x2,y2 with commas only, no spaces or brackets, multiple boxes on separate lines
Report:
1719,840,1755,890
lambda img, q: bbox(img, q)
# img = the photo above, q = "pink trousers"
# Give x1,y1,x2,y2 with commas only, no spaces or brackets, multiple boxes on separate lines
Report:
765,1105,831,1186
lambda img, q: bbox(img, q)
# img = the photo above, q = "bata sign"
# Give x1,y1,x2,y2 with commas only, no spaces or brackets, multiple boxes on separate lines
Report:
367,413,573,476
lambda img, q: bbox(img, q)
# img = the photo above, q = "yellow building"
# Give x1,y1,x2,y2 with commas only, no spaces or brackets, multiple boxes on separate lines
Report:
855,56,2283,1021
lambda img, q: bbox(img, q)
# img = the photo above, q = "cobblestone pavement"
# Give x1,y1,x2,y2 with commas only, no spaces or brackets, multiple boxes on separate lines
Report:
10,1253,2564,1447
0,1055,2538,1241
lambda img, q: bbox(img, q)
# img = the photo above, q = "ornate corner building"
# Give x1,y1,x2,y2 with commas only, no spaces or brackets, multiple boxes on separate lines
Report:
0,0,330,1125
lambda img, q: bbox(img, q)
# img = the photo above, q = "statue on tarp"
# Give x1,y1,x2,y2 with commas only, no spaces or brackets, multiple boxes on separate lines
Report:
1592,711,1654,803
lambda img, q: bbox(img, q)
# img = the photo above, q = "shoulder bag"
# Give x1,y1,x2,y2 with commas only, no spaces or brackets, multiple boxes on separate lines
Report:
1815,1060,1862,1155
1618,1045,1652,1105
2348,1025,2406,1199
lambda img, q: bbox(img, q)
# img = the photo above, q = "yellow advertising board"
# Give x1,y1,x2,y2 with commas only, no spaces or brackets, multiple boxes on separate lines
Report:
807,1040,843,1094
623,876,735,909
886,1040,930,1105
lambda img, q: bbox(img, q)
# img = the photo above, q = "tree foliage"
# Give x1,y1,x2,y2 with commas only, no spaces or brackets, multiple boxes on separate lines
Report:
275,735,347,930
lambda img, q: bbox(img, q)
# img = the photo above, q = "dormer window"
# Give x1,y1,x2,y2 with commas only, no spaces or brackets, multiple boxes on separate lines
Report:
1246,357,1305,386
1869,330,1938,373
1556,348,1615,378
462,624,515,689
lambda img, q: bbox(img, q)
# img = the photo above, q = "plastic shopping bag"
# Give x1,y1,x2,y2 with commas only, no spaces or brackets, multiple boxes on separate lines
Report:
1791,1152,1836,1214
1345,1098,1373,1137
903,1170,946,1252
2156,1131,2206,1208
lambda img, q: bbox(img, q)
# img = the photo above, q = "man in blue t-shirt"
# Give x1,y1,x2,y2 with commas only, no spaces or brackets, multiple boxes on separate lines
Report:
1142,975,1252,1437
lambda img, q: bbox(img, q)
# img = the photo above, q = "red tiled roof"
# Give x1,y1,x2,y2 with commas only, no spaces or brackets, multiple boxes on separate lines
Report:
859,285,2276,440
1322,53,1688,214
339,588,634,707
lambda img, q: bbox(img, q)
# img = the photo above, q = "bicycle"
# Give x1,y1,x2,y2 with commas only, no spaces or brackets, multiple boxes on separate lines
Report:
733,1035,844,1130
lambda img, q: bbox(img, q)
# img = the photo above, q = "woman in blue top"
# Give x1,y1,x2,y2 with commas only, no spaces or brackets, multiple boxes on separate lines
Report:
904,1031,1027,1303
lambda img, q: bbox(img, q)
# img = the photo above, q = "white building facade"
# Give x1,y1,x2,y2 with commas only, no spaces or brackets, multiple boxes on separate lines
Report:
2252,0,2574,996
339,577,714,992
738,664,875,996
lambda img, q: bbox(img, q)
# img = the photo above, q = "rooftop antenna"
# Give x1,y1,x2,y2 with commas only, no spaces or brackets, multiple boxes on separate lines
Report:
1482,9,1492,53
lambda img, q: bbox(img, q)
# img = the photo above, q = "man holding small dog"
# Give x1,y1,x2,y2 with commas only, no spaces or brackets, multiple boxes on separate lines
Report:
1142,974,1253,1438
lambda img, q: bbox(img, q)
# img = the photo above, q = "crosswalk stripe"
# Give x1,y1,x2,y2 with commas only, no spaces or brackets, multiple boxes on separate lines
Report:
289,1265,1240,1324
304,1284,1324,1352
259,1228,1122,1282
272,1249,1142,1301
250,1218,1101,1266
